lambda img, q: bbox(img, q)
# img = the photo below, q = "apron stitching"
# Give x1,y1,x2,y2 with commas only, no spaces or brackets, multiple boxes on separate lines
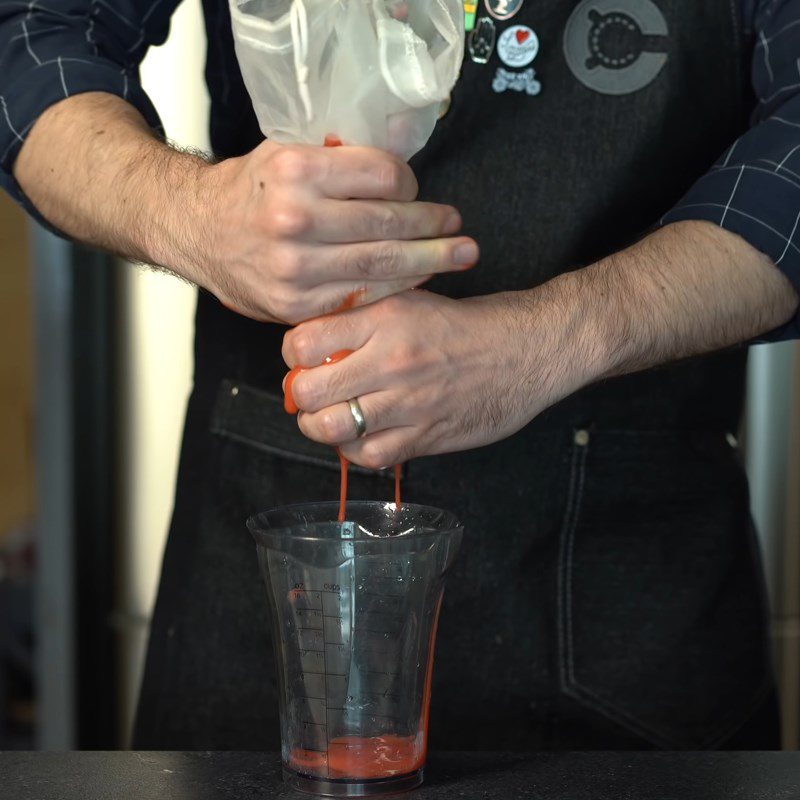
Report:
565,445,588,689
557,427,770,748
557,432,588,693
210,426,340,471
210,426,395,478
566,673,679,748
558,431,685,749
728,0,740,45
703,678,772,749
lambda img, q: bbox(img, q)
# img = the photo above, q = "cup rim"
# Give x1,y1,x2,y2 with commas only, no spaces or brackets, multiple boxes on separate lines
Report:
247,500,463,543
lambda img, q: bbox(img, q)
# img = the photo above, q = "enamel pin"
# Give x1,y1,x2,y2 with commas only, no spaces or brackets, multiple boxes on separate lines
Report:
496,24,539,68
464,0,478,31
484,0,524,21
492,67,541,95
468,16,497,64
493,25,541,94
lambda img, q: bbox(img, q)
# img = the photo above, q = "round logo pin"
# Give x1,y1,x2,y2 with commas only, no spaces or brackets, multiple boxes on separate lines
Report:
563,0,669,95
496,25,539,68
484,0,524,21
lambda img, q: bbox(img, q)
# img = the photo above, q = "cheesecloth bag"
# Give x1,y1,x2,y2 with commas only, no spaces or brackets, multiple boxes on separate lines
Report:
229,0,465,160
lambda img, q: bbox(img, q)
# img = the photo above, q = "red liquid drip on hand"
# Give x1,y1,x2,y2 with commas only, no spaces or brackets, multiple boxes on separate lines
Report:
334,287,367,313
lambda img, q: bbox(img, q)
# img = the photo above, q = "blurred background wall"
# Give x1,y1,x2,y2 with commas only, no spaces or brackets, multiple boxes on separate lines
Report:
747,344,800,748
0,190,35,749
115,0,208,747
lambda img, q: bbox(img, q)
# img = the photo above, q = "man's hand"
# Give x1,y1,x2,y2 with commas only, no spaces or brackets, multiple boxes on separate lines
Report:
281,288,594,468
14,93,478,324
283,221,799,468
195,140,477,323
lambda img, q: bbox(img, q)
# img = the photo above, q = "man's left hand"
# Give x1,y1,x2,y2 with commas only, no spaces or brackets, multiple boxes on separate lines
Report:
281,290,569,468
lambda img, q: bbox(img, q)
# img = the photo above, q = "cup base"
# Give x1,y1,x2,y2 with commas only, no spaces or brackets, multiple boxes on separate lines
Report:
283,766,424,797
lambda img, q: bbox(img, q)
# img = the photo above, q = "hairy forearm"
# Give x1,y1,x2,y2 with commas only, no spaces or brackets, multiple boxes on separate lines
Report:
13,92,212,278
519,221,799,405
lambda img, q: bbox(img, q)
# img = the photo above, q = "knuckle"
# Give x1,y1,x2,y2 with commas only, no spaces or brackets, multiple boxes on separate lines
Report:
379,292,409,318
376,160,406,197
290,332,315,366
272,246,304,281
319,411,343,443
281,330,296,366
373,205,401,239
271,147,313,183
372,243,404,277
270,205,313,239
292,375,318,410
389,341,417,375
342,247,373,278
361,440,391,471
270,286,303,323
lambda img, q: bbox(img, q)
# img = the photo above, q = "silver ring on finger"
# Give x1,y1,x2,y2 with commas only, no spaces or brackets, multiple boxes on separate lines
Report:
348,397,368,438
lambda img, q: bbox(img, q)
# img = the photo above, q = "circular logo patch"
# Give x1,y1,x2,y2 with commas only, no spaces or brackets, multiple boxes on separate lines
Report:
563,0,669,95
484,0,523,21
497,25,539,68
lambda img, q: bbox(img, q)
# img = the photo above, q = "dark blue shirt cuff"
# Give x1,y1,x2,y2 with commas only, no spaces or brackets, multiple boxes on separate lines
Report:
0,59,164,236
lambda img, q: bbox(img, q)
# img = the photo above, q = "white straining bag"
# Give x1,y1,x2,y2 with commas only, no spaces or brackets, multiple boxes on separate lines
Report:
229,0,465,160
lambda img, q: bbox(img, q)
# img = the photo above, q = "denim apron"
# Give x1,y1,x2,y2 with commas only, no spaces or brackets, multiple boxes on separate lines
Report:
134,0,779,750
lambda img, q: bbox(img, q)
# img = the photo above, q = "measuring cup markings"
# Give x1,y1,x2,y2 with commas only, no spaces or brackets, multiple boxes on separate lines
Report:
294,609,323,626
351,621,403,635
250,505,463,789
354,607,403,617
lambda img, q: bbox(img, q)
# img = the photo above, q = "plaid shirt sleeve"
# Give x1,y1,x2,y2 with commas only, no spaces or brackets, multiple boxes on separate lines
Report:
662,0,800,340
0,0,180,222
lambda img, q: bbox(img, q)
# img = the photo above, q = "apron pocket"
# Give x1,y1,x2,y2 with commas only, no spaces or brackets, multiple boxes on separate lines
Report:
210,378,399,480
557,428,772,749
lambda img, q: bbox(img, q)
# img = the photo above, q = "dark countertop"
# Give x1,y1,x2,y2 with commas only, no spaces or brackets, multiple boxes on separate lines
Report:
2,751,800,799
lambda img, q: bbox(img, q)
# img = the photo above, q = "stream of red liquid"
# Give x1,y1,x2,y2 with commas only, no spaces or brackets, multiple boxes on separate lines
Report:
282,137,420,783
282,136,403,521
285,353,403,522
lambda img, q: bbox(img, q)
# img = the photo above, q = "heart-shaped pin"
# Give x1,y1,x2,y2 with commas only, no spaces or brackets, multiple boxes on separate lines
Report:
515,28,530,44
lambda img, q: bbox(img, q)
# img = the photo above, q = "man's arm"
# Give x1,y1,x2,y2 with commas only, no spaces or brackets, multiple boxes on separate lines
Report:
281,0,800,468
13,92,477,323
661,0,800,339
281,220,797,470
13,93,211,272
2,0,477,324
546,221,798,386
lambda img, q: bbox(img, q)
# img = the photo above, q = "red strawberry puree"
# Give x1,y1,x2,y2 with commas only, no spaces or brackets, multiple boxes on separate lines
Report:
287,595,443,780
282,135,418,783
289,734,423,779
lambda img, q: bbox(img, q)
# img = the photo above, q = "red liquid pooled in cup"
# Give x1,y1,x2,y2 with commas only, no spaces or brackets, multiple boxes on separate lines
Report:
290,734,422,779
288,594,442,781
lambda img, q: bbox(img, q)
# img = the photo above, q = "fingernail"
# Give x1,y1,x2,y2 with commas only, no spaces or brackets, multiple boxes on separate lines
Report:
453,241,479,266
443,212,462,235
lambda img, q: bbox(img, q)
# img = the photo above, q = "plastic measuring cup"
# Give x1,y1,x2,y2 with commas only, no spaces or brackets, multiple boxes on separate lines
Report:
248,501,463,796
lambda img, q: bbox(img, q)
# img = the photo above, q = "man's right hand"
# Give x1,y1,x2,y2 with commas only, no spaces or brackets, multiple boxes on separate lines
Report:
195,140,478,324
13,93,477,325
